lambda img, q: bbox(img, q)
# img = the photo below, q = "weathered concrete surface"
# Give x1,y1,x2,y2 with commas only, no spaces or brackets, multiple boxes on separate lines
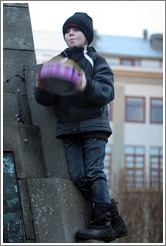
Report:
3,49,36,92
3,92,32,124
27,178,90,243
3,122,46,178
18,179,35,240
3,3,34,51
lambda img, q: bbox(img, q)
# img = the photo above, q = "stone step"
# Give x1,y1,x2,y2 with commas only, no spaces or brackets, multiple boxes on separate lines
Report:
27,178,90,243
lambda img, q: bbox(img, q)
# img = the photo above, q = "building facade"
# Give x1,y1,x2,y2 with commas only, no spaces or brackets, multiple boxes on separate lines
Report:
106,66,163,192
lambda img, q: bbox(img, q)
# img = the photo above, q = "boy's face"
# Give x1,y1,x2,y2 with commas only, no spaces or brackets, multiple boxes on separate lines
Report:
64,27,87,48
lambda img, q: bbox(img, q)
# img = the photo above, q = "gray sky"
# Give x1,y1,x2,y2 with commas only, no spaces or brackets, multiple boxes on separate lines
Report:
29,1,165,38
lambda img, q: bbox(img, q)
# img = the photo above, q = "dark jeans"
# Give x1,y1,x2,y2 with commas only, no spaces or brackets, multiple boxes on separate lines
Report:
63,137,111,204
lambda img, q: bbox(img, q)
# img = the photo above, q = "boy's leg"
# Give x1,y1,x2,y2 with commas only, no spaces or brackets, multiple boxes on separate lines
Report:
63,138,92,201
82,137,111,203
76,137,128,242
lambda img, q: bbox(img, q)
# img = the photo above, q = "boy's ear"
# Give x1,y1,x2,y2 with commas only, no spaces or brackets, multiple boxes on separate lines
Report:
85,38,88,45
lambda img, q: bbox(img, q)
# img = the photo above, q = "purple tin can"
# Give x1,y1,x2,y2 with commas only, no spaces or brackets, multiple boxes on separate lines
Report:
39,57,82,95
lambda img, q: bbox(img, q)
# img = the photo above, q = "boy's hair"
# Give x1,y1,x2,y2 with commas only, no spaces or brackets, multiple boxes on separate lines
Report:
63,12,94,45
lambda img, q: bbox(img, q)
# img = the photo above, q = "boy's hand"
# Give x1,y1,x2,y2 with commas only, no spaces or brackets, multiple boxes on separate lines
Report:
76,72,86,92
35,74,46,91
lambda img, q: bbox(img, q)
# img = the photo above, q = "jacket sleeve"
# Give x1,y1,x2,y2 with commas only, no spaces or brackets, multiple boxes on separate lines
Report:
83,55,114,107
34,87,59,106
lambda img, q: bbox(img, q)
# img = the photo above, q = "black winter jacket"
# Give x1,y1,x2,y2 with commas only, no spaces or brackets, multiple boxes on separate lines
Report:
34,46,114,139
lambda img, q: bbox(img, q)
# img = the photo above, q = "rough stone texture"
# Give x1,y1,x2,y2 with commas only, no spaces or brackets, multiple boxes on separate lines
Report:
3,49,36,90
3,92,32,125
3,3,34,50
3,93,19,122
27,178,90,243
3,122,46,178
18,179,35,240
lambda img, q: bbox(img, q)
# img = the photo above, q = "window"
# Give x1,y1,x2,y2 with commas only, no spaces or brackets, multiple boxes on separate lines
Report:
104,144,112,189
125,146,145,188
134,59,141,67
121,59,133,66
150,98,163,124
120,58,140,66
150,147,163,189
125,97,145,123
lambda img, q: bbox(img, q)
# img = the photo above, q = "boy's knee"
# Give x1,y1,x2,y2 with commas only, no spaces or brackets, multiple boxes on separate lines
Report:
69,172,88,188
86,169,107,183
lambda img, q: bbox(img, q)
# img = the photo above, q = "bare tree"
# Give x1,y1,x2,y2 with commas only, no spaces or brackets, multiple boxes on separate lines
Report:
111,169,163,243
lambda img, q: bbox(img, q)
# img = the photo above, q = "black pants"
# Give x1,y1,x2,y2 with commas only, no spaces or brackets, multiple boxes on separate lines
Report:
63,137,111,204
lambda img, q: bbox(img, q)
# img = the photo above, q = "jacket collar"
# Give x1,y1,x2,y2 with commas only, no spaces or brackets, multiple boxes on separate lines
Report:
61,46,95,61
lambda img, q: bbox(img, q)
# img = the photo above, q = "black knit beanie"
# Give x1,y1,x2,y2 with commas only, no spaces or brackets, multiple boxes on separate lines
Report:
63,12,94,45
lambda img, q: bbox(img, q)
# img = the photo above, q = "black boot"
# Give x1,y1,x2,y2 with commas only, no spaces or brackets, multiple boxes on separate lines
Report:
110,199,128,238
76,203,116,242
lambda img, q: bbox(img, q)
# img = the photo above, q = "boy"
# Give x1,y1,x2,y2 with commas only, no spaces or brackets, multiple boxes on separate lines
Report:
35,12,128,242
